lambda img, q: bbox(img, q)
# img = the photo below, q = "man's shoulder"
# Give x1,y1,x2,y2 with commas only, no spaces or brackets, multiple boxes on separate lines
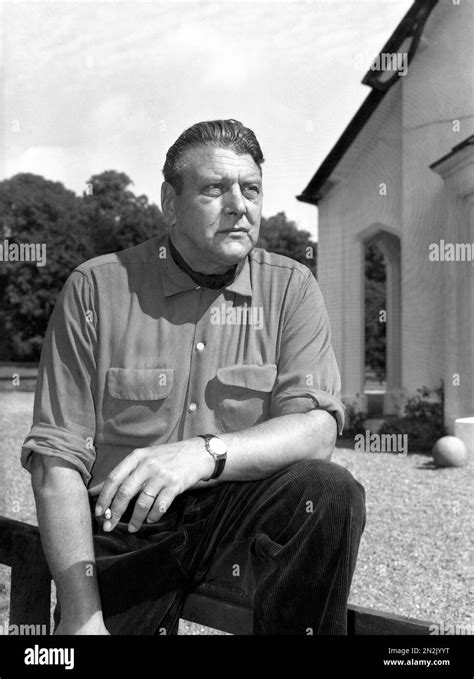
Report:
74,234,167,277
249,247,312,280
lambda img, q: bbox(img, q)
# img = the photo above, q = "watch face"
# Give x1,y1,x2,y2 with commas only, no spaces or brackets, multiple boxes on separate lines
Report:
209,436,227,457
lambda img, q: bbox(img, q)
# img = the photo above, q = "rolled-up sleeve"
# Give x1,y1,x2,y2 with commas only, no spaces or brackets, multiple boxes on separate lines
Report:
21,270,98,485
271,269,345,434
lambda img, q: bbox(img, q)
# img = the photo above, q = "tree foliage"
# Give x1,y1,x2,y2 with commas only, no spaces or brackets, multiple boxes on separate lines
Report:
0,174,91,359
364,244,386,382
257,212,317,276
0,171,167,360
82,171,168,254
379,383,445,453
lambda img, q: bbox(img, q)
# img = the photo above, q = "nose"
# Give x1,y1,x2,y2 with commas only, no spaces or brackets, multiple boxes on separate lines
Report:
224,187,246,217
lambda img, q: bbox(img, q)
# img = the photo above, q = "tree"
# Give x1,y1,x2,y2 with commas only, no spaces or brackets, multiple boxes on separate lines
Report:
257,212,317,276
0,174,91,360
0,171,169,361
364,244,386,382
82,171,168,255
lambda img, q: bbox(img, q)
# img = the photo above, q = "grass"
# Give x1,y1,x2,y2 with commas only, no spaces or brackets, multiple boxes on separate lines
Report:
1,391,472,633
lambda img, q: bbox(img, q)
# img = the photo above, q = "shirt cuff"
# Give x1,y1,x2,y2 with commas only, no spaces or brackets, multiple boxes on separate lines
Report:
272,392,345,435
21,423,95,486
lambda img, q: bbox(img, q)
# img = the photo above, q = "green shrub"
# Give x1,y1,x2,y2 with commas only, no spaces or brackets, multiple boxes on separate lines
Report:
378,382,445,453
342,398,367,436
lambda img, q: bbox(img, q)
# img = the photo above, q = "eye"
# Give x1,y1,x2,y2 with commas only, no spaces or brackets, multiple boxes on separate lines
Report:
242,185,260,199
204,183,223,195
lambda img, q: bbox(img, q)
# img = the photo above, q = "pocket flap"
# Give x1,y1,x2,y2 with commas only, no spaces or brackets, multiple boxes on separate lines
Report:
216,364,277,392
106,368,174,400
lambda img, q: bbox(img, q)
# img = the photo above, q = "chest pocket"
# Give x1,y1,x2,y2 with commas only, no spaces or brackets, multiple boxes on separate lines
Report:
213,364,277,433
103,368,174,440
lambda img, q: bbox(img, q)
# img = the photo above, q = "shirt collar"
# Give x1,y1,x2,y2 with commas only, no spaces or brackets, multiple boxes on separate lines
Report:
160,236,252,299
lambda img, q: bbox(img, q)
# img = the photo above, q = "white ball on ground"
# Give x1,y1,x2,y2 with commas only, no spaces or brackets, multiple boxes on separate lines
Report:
432,436,468,468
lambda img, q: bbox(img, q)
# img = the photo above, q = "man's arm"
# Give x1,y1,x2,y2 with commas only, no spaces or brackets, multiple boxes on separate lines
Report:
30,453,109,635
93,408,337,532
198,407,337,486
20,271,103,633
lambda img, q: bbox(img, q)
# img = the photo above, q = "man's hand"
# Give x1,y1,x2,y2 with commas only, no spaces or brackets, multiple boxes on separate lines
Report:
92,438,214,533
54,613,110,636
91,410,337,533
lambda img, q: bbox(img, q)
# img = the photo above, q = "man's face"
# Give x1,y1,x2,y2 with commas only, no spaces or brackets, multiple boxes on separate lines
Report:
163,144,263,273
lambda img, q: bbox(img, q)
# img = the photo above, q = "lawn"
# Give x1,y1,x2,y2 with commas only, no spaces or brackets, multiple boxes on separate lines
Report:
1,392,472,634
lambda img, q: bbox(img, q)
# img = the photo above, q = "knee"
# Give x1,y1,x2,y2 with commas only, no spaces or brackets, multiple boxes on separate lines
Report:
287,459,365,518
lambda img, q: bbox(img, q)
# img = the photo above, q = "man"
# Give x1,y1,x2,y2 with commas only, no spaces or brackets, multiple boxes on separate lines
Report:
22,119,365,636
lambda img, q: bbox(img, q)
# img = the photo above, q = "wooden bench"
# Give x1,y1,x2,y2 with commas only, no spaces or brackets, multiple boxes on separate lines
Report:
0,516,433,635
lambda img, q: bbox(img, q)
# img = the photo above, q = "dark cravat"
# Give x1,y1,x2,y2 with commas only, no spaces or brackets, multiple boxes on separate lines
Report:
168,237,238,290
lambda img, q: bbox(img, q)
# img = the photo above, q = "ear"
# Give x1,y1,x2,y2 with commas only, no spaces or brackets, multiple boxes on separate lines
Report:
161,181,177,228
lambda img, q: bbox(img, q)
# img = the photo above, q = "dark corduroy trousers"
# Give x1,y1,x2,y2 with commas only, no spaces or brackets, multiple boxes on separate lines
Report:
79,459,365,635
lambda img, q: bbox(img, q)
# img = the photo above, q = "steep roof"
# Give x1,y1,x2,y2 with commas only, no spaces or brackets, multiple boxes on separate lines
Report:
297,0,438,206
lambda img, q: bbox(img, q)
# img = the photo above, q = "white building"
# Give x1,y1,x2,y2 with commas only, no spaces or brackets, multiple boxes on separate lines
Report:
298,0,473,450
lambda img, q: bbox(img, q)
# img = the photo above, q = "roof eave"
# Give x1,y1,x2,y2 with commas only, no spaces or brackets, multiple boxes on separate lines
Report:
297,89,385,206
297,0,438,207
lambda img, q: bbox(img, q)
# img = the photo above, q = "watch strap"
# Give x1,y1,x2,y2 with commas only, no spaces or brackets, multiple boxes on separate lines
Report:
210,456,226,480
199,434,227,481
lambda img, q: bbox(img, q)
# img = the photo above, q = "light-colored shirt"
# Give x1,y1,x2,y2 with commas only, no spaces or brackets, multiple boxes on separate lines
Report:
21,233,344,488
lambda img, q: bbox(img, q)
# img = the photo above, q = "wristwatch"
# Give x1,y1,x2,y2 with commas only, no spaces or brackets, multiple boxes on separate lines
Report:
199,434,228,480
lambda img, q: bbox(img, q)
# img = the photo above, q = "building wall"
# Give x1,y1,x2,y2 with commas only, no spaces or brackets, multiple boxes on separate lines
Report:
318,85,403,409
317,0,474,426
401,0,474,428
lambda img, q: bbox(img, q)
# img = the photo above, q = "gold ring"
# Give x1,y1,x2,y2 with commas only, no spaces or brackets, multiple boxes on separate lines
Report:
142,489,156,499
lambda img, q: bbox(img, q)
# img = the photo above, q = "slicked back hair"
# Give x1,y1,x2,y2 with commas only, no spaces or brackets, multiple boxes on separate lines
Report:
163,119,265,194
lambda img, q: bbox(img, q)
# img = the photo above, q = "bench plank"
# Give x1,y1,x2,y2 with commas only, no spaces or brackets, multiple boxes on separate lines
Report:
347,603,432,635
183,592,252,635
0,516,434,636
0,517,51,629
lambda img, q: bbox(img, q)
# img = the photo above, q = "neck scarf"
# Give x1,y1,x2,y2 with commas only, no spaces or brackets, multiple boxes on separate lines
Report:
168,236,238,290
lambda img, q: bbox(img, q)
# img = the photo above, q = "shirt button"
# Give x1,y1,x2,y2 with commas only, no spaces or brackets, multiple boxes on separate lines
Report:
188,403,197,412
195,286,201,290
196,342,205,351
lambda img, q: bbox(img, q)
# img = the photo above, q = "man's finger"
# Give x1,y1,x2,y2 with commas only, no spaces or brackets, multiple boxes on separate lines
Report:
96,449,143,516
127,483,164,533
88,482,105,497
146,489,177,524
104,469,149,531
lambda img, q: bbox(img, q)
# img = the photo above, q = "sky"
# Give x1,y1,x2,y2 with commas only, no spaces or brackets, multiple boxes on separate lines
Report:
0,0,413,240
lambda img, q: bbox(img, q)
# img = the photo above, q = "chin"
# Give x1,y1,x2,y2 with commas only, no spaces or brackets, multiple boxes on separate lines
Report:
219,242,252,264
